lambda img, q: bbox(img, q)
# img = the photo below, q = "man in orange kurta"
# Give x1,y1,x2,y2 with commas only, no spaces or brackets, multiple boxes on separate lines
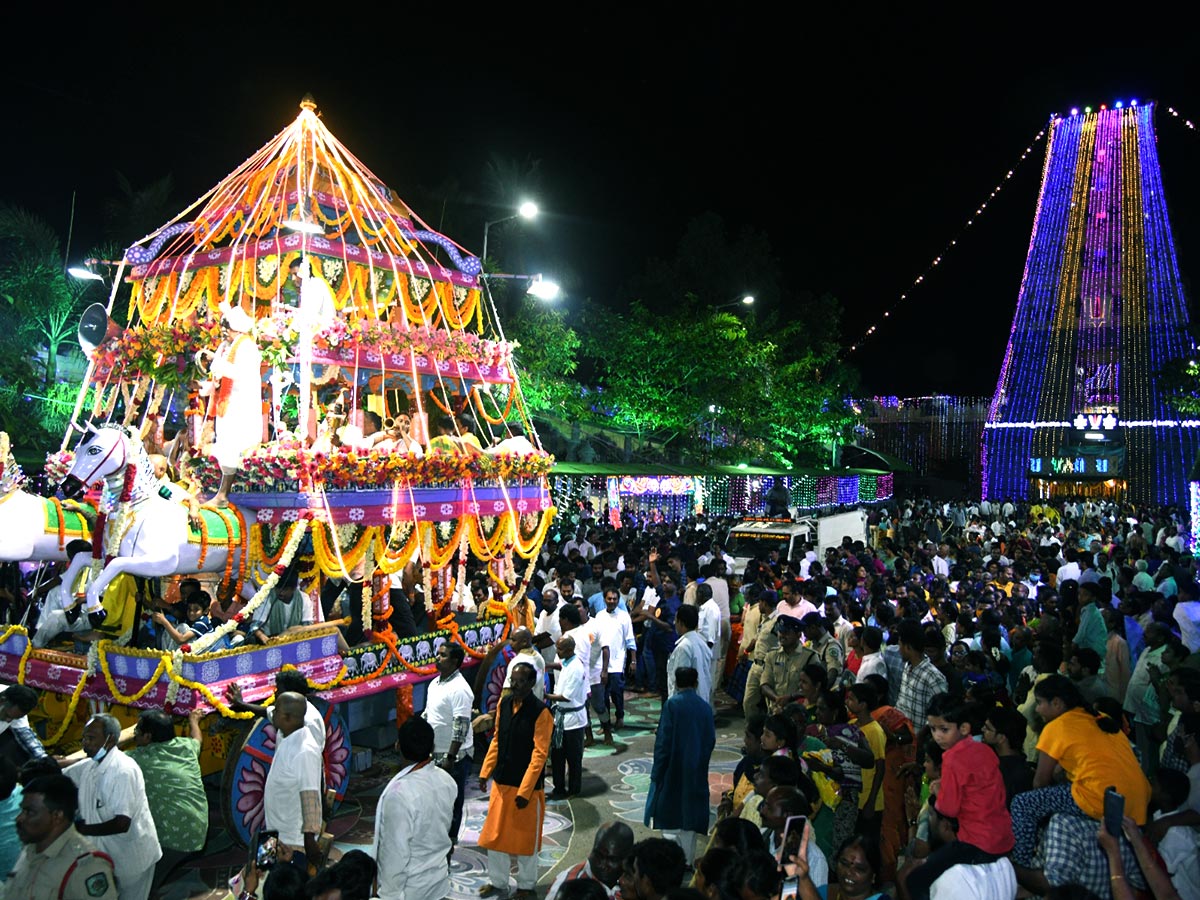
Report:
478,661,553,899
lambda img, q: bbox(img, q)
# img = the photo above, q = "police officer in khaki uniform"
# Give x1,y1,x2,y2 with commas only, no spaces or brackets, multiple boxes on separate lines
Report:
760,615,818,714
7,775,117,900
741,590,782,717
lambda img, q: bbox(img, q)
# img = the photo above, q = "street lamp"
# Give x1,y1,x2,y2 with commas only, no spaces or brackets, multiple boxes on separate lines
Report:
483,272,561,302
482,200,539,263
67,266,105,282
714,294,755,310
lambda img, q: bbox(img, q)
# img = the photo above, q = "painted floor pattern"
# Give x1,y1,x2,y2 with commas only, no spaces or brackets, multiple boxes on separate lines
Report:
161,690,744,899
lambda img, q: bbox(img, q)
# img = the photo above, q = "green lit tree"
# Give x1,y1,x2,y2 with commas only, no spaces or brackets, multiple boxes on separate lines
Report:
0,205,101,386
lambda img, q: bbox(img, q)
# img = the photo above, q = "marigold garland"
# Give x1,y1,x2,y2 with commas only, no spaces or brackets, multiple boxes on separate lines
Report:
162,654,255,719
42,674,88,749
96,642,168,705
186,518,311,655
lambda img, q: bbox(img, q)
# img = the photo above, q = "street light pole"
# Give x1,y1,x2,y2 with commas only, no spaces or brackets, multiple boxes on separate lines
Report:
481,201,539,264
714,294,755,310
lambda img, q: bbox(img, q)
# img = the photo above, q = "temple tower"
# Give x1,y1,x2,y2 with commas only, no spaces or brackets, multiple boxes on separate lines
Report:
983,102,1199,504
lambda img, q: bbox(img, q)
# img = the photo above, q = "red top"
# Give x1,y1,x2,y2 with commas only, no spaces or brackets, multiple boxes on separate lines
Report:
936,738,1015,854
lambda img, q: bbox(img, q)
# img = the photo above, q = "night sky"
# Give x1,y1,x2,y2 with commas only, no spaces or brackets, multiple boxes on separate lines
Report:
7,15,1200,398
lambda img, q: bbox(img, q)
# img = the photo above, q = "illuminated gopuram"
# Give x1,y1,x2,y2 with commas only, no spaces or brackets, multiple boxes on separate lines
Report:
983,102,1199,504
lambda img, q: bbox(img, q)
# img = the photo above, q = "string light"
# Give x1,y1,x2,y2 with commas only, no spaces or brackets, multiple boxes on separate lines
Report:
983,102,1200,503
846,125,1048,354
859,396,989,488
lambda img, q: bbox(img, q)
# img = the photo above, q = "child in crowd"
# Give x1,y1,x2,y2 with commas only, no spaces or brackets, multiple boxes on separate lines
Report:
901,692,1013,900
981,705,1032,807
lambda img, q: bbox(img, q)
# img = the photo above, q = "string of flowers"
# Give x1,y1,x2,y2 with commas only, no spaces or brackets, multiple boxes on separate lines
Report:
313,319,515,369
183,518,311,656
96,642,168,705
90,315,224,389
185,444,554,494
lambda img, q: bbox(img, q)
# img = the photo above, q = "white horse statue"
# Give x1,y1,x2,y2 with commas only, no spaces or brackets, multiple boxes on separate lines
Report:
58,424,243,610
0,433,82,563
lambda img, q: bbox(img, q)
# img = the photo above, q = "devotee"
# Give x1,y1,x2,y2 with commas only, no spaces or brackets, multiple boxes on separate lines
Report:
241,567,316,645
667,605,712,701
1010,675,1150,894
644,666,716,865
855,626,886,684
477,662,553,900
0,758,21,877
262,693,323,873
618,838,686,900
979,705,1032,807
128,709,208,891
6,775,118,899
1066,646,1110,703
202,301,263,508
546,821,635,899
372,716,457,900
228,667,327,750
66,714,161,900
422,641,475,849
502,627,547,701
0,686,47,769
547,635,589,800
598,585,637,727
897,619,947,727
901,791,1018,900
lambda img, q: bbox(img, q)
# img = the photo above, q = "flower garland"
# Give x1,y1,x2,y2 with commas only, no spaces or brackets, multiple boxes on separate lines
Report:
90,315,224,389
44,450,75,485
0,625,33,685
42,670,89,749
185,445,554,494
184,518,311,656
313,320,515,369
96,641,168,705
162,653,255,719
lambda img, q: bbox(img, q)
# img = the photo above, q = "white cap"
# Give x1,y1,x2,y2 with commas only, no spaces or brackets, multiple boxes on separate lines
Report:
221,303,255,333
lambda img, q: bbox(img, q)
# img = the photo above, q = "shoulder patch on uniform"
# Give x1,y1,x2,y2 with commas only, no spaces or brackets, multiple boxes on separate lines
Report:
85,872,109,897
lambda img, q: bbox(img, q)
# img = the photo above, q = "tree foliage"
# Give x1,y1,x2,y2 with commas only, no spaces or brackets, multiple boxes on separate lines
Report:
0,205,101,386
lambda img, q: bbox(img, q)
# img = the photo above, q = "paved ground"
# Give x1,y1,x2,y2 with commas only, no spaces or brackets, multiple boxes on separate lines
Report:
164,690,744,899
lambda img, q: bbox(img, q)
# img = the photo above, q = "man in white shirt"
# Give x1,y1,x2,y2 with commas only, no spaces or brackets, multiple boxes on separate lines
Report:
263,693,323,871
932,544,951,580
560,601,614,746
67,715,162,900
599,587,637,730
1173,580,1200,652
547,635,590,799
534,589,564,674
423,642,475,848
502,627,547,700
372,716,457,900
1056,550,1083,587
695,583,723,702
856,626,888,684
667,605,713,701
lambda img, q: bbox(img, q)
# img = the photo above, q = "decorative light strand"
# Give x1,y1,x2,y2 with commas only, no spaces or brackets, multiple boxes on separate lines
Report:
983,103,1200,503
846,125,1048,354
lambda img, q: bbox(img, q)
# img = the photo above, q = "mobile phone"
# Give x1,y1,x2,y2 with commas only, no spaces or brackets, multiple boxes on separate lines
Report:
1103,787,1124,837
254,829,279,870
780,875,800,900
782,814,807,861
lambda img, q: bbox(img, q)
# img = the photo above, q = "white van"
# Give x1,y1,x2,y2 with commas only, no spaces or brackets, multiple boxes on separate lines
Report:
726,509,869,573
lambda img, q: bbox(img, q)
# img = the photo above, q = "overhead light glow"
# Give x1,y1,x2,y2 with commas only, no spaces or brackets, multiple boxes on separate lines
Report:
283,218,324,235
1071,108,1079,116
527,275,560,301
67,267,105,282
741,295,755,305
518,201,539,220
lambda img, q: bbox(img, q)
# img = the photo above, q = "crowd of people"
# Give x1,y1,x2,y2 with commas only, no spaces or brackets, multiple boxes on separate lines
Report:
3,495,1200,899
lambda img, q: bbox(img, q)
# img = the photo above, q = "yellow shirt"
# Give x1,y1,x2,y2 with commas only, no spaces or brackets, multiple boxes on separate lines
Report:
858,719,888,812
1037,707,1151,823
